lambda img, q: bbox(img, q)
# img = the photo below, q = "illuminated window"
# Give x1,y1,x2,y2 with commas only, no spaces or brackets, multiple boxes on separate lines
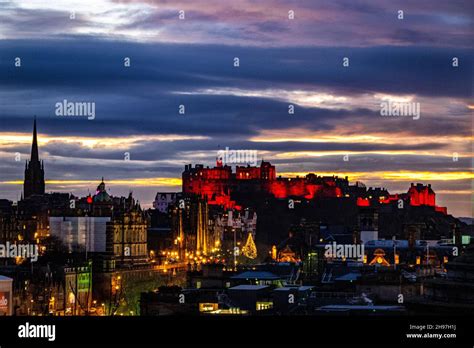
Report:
256,302,273,311
199,303,218,312
68,292,75,305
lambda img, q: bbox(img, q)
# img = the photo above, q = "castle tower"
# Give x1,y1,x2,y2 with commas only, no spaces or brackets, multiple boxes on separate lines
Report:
24,118,45,198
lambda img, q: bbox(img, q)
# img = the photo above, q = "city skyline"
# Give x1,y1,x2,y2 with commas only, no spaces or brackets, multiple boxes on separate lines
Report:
0,0,473,217
0,3,473,342
0,118,461,217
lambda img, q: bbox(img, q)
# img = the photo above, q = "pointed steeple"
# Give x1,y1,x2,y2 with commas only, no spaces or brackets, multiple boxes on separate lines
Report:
24,117,45,198
31,116,39,163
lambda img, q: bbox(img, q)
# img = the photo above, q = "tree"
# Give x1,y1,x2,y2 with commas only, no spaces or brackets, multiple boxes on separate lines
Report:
242,233,257,259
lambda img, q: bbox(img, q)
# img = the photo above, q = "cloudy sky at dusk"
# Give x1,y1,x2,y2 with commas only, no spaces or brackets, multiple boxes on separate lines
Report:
0,0,472,216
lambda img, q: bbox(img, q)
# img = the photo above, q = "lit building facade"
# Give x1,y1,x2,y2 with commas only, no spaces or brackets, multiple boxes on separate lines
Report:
106,194,148,267
49,216,110,253
153,192,180,213
182,162,447,214
182,161,346,208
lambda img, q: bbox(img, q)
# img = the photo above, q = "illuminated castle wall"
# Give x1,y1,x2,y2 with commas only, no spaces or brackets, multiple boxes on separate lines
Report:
408,183,436,206
182,161,447,214
183,161,347,209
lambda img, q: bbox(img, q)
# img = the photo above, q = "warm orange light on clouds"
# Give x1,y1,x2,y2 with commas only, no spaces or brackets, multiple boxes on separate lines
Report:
279,171,474,182
1,178,182,187
2,171,471,188
275,150,469,158
251,129,473,147
0,133,209,150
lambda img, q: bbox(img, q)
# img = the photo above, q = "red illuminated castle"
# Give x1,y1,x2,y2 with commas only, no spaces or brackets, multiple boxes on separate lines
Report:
182,161,447,214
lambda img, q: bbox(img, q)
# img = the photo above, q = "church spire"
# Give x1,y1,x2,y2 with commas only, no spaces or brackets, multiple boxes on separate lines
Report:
31,116,39,163
24,117,45,198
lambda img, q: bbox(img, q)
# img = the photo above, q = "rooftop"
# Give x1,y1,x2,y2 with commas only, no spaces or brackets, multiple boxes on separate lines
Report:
228,285,269,291
231,271,280,280
274,286,314,292
318,305,405,312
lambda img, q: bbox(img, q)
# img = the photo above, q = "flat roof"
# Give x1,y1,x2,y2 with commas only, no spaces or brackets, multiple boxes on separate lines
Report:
229,285,269,291
318,305,404,311
231,271,280,280
273,286,314,292
0,275,13,282
335,272,361,281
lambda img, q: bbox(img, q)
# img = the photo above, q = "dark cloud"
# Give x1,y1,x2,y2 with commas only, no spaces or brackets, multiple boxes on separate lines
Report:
0,40,471,140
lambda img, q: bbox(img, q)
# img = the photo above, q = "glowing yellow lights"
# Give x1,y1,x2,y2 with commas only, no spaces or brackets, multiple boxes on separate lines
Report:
15,256,24,265
271,245,277,260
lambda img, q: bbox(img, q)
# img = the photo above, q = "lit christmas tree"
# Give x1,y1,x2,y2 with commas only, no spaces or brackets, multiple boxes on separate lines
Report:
242,233,257,259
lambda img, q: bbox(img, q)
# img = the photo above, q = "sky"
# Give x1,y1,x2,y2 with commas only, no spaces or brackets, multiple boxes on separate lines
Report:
0,0,472,217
